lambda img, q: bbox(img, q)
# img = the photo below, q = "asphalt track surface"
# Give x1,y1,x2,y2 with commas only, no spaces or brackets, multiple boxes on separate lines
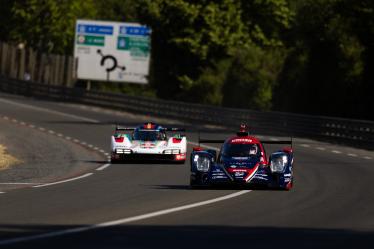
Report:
0,92,374,249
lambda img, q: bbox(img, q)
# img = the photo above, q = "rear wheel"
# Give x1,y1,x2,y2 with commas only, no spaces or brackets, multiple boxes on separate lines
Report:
110,153,121,164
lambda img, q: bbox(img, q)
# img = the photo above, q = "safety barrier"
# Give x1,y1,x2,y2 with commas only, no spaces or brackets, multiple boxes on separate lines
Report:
0,77,373,148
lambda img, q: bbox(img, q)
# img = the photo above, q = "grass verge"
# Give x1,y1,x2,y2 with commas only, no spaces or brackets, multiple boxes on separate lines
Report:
0,144,22,170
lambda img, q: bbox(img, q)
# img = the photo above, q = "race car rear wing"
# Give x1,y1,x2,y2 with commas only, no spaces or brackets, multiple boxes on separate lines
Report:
115,125,185,132
198,138,293,147
163,127,186,132
116,125,136,131
261,140,293,145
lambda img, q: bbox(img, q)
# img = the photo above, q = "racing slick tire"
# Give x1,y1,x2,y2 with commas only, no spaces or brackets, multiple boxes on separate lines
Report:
110,153,121,164
190,178,204,189
190,174,209,189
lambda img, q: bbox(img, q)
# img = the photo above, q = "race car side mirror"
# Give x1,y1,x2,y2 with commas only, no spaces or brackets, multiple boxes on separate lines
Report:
283,147,293,154
193,147,204,151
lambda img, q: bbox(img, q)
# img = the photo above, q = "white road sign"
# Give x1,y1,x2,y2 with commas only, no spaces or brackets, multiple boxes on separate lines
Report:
74,20,151,84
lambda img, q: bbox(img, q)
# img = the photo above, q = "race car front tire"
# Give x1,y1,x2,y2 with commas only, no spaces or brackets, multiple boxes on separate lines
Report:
190,173,209,188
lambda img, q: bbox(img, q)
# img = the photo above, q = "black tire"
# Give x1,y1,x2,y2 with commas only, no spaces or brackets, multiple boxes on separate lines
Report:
190,176,210,189
190,177,198,188
110,158,120,164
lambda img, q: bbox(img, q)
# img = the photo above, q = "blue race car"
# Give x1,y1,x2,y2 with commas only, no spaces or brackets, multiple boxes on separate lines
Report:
190,124,294,190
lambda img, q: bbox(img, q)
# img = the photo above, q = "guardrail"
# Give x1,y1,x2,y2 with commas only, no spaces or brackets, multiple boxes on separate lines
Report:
1,77,373,149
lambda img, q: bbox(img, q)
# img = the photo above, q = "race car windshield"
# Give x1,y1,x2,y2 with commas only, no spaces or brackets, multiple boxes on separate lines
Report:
222,143,260,158
133,130,165,141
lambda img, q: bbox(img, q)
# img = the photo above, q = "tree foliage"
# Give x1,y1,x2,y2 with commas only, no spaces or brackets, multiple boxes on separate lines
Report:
1,0,373,119
274,0,373,119
3,0,97,54
136,0,291,110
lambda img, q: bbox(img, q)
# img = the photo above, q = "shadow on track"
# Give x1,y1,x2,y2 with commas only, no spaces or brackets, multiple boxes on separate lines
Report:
1,224,373,249
148,184,285,191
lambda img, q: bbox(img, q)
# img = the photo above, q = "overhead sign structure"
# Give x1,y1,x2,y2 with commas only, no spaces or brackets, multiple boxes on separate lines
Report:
74,20,151,84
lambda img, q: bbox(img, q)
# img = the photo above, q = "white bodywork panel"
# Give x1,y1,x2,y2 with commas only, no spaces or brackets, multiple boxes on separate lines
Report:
111,135,187,155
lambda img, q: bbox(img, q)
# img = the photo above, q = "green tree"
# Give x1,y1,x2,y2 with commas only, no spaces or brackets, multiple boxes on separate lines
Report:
0,0,14,41
274,0,365,118
95,0,139,22
137,0,292,109
9,0,97,54
222,46,284,110
339,0,374,119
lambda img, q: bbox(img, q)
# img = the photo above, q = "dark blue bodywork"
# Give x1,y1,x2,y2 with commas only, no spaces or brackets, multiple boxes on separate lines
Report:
190,147,294,190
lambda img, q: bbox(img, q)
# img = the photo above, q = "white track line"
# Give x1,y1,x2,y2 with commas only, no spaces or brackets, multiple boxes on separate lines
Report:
0,96,255,247
0,192,5,194
0,98,99,123
33,173,93,188
348,153,357,157
363,156,372,160
0,190,250,246
331,150,342,154
300,144,310,148
316,147,326,151
96,164,111,171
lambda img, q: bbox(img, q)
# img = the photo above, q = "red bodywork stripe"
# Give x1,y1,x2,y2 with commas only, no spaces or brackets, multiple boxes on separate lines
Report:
115,137,124,143
172,138,182,143
227,163,260,182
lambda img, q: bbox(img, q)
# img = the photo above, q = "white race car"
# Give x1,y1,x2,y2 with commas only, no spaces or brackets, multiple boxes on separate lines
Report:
111,122,187,163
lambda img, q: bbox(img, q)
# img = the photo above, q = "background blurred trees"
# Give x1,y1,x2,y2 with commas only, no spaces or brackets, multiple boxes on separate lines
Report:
136,0,291,111
274,0,373,119
0,0,97,54
0,0,373,119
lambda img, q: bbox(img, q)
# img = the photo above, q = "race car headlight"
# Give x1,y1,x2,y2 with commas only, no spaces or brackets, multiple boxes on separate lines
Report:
270,155,288,173
194,155,210,172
